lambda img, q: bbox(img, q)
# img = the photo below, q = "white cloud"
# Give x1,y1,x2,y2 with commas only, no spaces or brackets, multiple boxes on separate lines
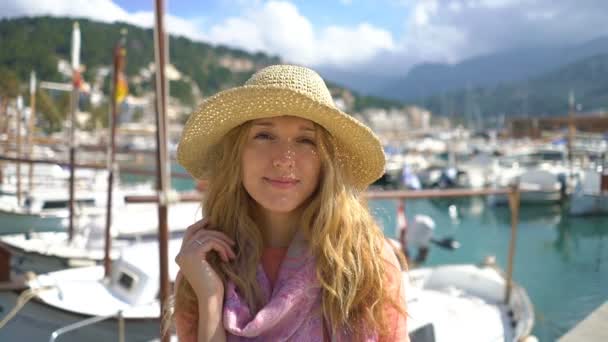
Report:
0,0,127,21
413,0,438,26
0,0,205,41
386,0,608,71
126,11,206,40
318,24,395,65
202,1,394,67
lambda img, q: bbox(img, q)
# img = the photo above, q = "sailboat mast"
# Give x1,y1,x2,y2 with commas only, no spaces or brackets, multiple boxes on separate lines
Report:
568,91,576,182
68,21,81,241
153,1,171,340
104,30,127,277
27,71,36,193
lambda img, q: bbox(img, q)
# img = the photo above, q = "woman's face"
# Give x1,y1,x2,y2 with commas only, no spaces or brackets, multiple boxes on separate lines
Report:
241,116,321,216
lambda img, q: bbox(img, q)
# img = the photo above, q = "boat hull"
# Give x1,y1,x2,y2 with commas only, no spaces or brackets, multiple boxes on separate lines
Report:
569,193,608,216
487,190,563,206
0,210,65,235
0,290,159,342
407,264,535,342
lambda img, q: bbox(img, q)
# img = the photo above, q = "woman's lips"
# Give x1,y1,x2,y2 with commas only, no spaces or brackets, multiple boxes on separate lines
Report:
264,177,299,189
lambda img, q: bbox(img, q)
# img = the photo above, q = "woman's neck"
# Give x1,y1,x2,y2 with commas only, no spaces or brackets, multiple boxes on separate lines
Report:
255,207,301,248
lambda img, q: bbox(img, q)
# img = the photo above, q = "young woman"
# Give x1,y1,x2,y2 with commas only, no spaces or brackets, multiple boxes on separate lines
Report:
169,65,408,341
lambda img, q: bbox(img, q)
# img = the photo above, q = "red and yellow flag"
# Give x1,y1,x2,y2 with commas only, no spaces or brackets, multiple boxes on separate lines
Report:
115,72,128,103
114,45,128,104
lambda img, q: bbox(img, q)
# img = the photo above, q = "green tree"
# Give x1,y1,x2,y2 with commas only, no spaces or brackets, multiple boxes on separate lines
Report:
0,66,20,134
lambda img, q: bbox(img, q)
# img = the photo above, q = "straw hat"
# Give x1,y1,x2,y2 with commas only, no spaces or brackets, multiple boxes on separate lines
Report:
177,64,385,189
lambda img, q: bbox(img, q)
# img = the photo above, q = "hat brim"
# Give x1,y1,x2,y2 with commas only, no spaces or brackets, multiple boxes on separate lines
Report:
177,85,385,190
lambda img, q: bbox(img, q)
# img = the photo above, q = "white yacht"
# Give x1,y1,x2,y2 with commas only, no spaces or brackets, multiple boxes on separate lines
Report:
487,147,578,205
0,168,116,234
569,162,608,216
0,238,181,341
388,237,536,342
0,188,118,235
0,200,201,274
406,262,536,342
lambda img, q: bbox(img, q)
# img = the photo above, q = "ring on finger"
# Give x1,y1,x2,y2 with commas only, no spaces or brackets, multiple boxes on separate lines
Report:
194,239,203,246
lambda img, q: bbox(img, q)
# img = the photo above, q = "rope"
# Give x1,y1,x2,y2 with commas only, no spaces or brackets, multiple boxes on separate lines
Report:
0,285,56,329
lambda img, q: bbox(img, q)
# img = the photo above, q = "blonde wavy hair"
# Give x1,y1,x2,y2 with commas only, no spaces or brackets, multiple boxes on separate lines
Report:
166,120,405,338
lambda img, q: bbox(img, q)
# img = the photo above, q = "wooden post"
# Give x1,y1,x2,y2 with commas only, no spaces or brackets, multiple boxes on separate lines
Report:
68,22,81,242
153,1,171,340
104,32,127,278
15,96,22,205
68,83,77,241
0,245,11,282
601,153,608,193
27,71,37,193
567,91,576,184
505,183,520,304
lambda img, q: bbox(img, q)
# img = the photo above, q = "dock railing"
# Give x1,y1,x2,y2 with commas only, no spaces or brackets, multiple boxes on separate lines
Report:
124,184,523,305
0,156,191,179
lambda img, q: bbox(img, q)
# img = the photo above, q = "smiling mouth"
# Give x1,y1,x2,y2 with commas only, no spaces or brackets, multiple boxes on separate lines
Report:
264,177,300,189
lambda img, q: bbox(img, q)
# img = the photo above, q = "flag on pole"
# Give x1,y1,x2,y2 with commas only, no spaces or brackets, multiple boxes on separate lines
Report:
71,22,82,90
114,32,128,104
115,69,128,103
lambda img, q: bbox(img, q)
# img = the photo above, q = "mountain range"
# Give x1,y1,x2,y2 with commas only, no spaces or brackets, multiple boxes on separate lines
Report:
321,36,608,117
374,36,608,101
1,16,608,124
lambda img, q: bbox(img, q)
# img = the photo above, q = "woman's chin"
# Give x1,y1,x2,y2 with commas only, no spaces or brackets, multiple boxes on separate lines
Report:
255,199,305,216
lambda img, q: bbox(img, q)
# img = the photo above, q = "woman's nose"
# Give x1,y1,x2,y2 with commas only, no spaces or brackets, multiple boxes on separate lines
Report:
272,144,296,169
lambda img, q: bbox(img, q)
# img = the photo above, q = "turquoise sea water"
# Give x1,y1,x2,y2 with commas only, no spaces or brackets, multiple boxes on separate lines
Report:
370,197,608,342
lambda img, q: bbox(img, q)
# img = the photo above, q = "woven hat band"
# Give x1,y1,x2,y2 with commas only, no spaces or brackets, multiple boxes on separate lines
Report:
244,65,334,107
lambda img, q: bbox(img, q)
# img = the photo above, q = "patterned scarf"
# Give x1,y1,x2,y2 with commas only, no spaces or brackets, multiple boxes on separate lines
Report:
175,232,379,341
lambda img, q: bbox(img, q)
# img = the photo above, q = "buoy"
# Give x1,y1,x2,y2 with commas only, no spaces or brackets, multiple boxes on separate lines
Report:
448,204,458,220
482,255,496,266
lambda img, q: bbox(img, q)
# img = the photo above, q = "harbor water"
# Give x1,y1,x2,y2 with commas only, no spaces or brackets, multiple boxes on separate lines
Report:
371,197,608,342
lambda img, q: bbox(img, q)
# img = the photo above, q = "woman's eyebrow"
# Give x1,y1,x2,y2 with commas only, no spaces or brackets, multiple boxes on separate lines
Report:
252,122,315,133
300,126,315,133
252,121,274,127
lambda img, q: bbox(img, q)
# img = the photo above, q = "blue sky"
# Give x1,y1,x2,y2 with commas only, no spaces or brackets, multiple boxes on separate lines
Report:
113,0,410,36
3,0,608,76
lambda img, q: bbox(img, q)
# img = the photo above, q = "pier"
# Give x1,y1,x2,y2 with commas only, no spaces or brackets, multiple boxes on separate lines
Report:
558,301,608,342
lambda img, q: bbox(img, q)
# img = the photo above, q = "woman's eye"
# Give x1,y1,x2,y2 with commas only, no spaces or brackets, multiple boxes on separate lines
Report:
254,132,273,140
299,138,316,146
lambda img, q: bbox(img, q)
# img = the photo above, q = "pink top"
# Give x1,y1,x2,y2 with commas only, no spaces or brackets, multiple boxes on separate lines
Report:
260,247,288,290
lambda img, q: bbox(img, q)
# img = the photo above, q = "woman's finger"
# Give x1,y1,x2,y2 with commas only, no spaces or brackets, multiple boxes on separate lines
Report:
189,230,235,250
193,239,231,262
191,235,236,260
176,235,235,264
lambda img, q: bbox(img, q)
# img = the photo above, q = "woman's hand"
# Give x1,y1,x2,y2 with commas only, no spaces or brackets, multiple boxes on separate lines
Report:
175,219,236,300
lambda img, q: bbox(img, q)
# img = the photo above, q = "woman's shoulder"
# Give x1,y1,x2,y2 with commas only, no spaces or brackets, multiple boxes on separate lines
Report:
381,238,404,272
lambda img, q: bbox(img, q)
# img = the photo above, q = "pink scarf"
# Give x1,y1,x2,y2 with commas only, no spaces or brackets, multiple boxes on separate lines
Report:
223,232,336,341
174,232,397,341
